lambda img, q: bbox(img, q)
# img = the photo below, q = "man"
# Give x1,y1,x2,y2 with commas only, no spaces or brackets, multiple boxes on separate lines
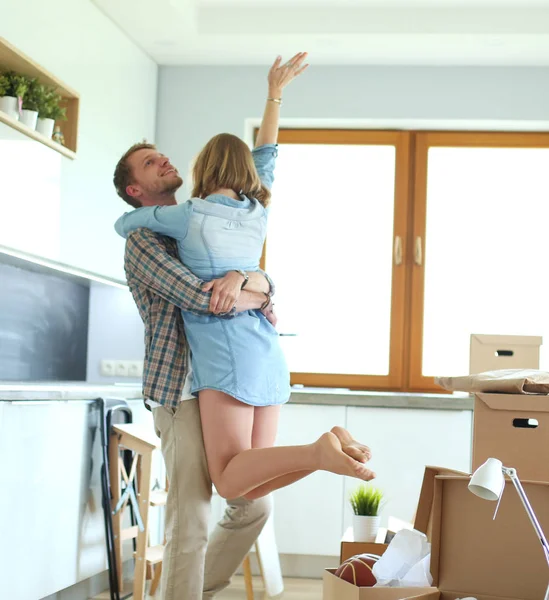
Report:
113,144,275,600
114,136,272,600
113,53,309,599
115,143,284,597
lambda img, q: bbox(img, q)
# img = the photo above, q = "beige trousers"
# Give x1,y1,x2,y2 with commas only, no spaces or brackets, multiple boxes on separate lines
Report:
153,400,271,600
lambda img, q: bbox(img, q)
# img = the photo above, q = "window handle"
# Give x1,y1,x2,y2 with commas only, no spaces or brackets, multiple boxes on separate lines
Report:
415,236,423,266
394,236,403,266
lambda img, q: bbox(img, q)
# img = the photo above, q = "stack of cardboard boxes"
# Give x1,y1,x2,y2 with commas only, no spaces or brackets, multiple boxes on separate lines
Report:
323,336,549,599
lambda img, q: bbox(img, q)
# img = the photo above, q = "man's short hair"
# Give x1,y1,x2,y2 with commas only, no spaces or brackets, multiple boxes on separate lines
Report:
113,142,156,208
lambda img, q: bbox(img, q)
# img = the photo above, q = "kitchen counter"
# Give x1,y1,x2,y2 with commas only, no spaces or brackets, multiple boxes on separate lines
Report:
0,382,472,410
0,382,143,401
290,387,472,410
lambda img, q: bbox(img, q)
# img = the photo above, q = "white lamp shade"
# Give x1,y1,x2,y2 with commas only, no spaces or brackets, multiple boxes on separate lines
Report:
468,458,505,501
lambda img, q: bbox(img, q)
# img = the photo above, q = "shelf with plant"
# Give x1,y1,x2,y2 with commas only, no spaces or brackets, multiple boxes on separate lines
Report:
0,36,79,159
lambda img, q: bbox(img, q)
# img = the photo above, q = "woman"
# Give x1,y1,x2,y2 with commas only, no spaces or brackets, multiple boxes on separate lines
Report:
115,53,375,501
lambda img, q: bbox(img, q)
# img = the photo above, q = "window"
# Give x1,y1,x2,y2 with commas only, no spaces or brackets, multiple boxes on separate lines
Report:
410,132,549,391
261,130,549,392
263,130,410,390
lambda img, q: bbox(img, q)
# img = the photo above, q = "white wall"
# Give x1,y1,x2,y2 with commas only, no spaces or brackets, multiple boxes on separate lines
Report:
86,281,145,383
2,0,158,280
157,64,549,197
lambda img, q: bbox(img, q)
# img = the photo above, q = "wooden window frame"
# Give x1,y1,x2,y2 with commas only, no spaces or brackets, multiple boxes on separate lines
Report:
260,128,412,391
259,129,549,392
409,131,549,392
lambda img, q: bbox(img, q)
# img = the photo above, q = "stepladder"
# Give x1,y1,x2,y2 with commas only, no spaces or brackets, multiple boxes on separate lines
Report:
107,422,282,600
109,423,160,600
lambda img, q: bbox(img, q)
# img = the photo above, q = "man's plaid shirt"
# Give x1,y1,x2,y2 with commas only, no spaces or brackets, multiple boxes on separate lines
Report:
124,228,272,409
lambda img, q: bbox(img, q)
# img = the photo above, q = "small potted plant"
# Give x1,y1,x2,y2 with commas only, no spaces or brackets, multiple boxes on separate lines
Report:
20,77,43,130
37,86,66,139
349,484,384,542
0,71,28,121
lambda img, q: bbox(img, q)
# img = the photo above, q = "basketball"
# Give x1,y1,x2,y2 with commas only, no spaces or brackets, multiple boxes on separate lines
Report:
334,553,379,587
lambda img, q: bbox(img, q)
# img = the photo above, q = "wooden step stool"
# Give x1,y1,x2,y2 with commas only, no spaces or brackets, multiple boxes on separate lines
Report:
109,423,268,600
109,423,160,600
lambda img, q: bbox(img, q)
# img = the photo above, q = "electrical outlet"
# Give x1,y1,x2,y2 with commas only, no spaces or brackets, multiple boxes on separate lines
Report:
127,360,143,378
114,360,129,377
100,360,116,377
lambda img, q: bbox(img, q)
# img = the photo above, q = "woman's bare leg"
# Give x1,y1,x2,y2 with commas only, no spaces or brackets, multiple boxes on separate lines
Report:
243,410,374,500
199,391,374,500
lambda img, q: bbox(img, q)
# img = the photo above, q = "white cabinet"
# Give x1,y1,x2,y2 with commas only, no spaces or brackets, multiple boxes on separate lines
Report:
271,403,347,556
0,124,63,262
342,406,472,532
0,398,162,600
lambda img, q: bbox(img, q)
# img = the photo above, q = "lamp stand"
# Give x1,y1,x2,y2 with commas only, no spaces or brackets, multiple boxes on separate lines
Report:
503,467,549,600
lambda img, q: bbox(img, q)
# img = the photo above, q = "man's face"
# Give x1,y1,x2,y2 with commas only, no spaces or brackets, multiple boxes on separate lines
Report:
126,148,183,205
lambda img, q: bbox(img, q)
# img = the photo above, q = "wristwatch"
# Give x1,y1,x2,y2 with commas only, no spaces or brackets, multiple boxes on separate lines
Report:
233,269,249,289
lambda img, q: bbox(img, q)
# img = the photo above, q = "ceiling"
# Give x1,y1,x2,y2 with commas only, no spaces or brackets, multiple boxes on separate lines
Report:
93,0,549,65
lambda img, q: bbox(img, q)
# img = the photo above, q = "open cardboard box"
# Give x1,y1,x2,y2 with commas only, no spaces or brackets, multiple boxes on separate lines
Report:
340,526,388,564
323,466,549,600
473,393,549,482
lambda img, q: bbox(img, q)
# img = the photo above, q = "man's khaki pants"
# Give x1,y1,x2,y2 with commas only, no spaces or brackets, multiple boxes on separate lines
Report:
153,400,271,600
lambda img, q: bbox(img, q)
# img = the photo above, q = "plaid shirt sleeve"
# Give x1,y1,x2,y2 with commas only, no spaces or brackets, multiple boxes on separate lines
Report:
124,228,212,315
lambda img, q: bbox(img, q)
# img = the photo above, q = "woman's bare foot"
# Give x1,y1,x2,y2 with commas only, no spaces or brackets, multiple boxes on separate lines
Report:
314,432,375,481
331,426,372,463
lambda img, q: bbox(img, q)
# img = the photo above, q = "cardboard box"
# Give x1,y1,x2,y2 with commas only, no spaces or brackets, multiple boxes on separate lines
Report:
323,571,438,600
340,527,388,564
413,466,470,539
324,468,549,600
429,475,549,599
473,392,549,481
469,334,541,374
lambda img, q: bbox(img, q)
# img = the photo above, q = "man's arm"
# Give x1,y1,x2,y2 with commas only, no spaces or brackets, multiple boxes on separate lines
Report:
124,229,270,315
246,271,272,294
236,290,271,313
201,266,275,314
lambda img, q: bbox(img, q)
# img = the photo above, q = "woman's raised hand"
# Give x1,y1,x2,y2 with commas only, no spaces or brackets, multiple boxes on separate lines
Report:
268,52,309,97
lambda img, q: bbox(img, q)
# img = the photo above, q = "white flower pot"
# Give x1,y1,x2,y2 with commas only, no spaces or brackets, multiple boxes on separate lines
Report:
20,109,38,130
36,117,55,139
352,514,380,543
0,96,20,120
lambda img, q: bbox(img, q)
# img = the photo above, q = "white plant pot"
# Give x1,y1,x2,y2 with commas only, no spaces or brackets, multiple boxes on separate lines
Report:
352,515,380,543
36,117,55,139
0,96,20,120
20,109,38,130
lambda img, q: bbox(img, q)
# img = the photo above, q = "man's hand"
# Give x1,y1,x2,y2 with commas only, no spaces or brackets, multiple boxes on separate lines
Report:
202,271,245,314
262,302,278,328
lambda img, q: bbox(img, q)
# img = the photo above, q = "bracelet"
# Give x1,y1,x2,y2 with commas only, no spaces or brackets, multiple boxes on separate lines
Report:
260,292,271,310
233,269,249,289
267,97,282,105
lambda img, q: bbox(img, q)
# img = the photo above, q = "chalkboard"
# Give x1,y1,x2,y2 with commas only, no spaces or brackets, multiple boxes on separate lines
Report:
0,261,89,381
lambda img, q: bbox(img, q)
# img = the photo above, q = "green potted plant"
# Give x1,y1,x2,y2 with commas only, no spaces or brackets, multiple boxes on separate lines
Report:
36,86,66,139
349,484,384,542
20,77,44,130
0,71,28,121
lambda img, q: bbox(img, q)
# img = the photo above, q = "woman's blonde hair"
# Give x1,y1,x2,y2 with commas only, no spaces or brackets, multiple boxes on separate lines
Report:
191,133,271,207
